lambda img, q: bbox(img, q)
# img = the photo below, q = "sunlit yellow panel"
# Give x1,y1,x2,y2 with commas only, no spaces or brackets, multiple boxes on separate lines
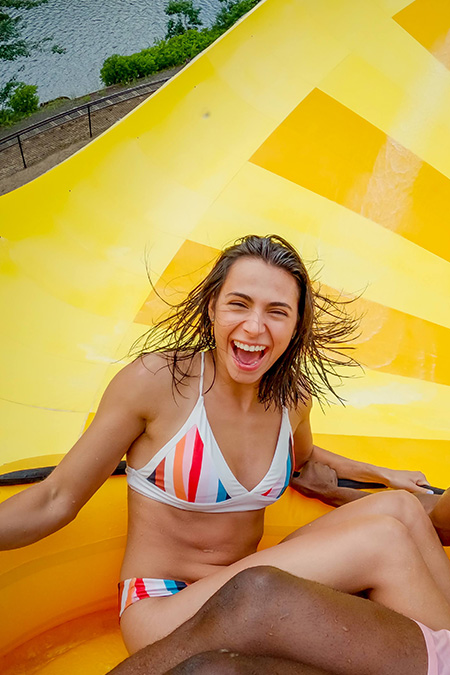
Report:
190,162,450,330
251,88,450,261
135,239,219,326
0,402,88,464
394,0,450,70
316,286,450,387
310,368,450,442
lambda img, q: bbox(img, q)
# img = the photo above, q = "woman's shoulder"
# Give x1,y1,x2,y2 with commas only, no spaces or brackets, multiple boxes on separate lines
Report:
118,351,202,396
119,352,169,380
287,392,312,429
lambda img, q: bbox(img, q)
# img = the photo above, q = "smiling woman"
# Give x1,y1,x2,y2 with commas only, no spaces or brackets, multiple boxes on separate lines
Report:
0,234,446,669
129,234,360,409
211,258,299,381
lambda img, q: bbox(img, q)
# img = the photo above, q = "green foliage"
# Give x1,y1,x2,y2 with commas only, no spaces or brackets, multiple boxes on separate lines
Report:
9,81,38,113
0,0,65,61
0,79,39,125
165,1,203,39
100,0,261,87
215,0,260,31
101,29,218,86
0,2,65,126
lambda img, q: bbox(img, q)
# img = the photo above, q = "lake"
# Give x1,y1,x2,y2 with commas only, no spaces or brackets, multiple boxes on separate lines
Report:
1,0,222,104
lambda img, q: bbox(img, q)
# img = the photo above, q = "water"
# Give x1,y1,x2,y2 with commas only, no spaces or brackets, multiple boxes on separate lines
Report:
1,0,222,104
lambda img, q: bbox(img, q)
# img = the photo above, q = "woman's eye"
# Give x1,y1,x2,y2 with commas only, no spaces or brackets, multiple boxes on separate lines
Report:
230,301,246,308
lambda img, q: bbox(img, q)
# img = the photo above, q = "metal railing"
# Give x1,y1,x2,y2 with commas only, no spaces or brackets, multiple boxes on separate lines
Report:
0,76,170,169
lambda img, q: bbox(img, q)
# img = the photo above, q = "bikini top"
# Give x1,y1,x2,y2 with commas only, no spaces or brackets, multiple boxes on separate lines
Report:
126,353,295,513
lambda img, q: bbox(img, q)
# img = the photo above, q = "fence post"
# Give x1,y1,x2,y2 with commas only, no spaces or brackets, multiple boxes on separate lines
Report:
17,134,27,169
87,103,92,138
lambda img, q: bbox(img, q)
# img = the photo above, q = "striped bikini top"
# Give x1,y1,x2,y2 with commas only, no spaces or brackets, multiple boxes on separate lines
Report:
126,353,294,513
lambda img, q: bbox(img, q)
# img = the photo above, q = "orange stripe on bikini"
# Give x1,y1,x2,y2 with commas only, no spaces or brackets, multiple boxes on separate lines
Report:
126,579,135,608
173,436,188,500
154,459,166,491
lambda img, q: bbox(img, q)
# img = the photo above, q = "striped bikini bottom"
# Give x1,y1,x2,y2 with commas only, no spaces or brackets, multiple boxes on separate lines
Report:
118,577,189,618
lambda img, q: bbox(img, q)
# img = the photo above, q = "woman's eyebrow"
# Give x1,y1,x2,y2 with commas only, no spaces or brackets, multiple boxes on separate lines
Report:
225,292,293,310
225,292,252,300
267,301,293,310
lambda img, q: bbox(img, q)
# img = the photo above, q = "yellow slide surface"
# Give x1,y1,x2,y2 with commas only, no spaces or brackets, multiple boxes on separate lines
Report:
2,0,450,671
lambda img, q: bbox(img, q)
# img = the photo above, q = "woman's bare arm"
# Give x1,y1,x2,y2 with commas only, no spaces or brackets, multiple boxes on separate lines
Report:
309,445,431,493
0,360,151,550
289,402,432,500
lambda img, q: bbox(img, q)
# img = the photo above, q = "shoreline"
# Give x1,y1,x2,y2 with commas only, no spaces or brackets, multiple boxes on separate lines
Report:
0,66,182,196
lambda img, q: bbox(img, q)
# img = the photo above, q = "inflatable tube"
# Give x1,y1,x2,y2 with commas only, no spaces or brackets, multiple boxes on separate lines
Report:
2,0,450,671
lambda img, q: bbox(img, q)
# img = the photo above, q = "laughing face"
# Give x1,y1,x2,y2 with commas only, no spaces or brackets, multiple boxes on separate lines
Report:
209,257,299,386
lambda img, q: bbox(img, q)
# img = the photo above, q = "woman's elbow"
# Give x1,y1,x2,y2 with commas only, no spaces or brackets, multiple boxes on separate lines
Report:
41,483,81,535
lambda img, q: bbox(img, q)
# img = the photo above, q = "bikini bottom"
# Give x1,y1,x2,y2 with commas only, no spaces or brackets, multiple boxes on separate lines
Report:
415,620,450,675
118,577,189,618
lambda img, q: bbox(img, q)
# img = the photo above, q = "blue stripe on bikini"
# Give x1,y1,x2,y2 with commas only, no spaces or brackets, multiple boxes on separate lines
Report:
216,479,231,502
163,579,188,594
276,450,292,499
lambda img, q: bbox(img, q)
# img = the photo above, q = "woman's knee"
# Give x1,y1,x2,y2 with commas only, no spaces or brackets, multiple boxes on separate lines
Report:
369,490,428,530
355,513,419,568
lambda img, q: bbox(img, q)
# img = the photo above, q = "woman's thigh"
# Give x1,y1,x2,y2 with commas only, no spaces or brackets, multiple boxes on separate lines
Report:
120,512,445,653
282,490,424,541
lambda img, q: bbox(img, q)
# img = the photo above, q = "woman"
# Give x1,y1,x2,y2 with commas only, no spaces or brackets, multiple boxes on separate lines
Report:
0,235,446,660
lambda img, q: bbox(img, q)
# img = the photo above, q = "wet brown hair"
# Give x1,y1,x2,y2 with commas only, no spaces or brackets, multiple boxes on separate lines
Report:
130,234,360,409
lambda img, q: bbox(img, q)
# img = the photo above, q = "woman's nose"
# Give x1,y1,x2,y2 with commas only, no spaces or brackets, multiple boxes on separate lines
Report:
243,311,264,334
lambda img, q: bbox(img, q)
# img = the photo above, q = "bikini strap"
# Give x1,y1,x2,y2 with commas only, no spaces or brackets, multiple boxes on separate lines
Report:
199,352,205,395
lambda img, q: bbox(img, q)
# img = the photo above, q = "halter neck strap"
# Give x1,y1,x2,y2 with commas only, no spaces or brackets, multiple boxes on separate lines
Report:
199,352,205,395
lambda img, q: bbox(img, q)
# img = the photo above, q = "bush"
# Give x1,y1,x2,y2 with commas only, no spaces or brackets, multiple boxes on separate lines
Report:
0,80,39,126
8,82,39,116
100,0,261,87
215,0,260,31
100,29,217,86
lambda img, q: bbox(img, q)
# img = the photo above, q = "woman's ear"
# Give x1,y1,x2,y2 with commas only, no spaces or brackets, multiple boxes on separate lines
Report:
208,298,215,323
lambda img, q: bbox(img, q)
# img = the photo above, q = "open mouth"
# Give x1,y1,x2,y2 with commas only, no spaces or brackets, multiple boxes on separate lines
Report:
232,340,267,368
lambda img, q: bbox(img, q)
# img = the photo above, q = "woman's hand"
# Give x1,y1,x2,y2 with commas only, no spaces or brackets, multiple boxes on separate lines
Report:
383,469,432,494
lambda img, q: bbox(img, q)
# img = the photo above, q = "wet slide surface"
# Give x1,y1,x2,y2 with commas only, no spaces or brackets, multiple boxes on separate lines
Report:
1,0,450,671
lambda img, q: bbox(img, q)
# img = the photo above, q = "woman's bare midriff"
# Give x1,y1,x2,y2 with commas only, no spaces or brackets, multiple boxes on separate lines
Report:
120,488,266,582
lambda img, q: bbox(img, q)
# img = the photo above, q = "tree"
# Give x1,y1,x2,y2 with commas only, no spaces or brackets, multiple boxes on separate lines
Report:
0,1,64,125
165,1,203,39
0,80,38,124
0,0,63,61
215,0,261,32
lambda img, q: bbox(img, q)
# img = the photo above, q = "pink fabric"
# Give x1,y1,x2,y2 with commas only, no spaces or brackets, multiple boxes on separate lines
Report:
415,620,450,675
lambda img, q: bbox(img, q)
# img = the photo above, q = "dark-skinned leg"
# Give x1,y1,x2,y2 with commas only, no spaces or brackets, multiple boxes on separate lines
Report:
165,651,330,674
109,567,429,675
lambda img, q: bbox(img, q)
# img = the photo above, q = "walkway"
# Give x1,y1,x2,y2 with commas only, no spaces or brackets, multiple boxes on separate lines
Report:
0,67,182,195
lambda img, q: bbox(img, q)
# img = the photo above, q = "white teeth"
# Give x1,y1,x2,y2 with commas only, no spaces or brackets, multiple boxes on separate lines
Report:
234,341,265,352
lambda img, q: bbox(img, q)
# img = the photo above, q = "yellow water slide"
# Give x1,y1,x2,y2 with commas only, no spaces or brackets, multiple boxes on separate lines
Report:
1,0,450,671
